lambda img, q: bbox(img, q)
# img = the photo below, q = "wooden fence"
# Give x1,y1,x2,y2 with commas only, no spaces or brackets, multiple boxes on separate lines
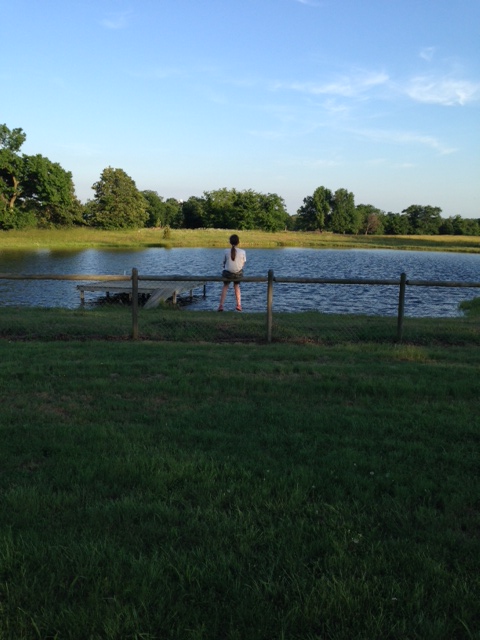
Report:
1,269,480,343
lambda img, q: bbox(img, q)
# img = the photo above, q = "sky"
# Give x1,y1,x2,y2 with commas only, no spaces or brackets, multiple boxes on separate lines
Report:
2,0,480,218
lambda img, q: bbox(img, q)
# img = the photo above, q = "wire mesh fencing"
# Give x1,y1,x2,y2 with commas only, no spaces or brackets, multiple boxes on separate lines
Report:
0,270,479,346
134,272,480,346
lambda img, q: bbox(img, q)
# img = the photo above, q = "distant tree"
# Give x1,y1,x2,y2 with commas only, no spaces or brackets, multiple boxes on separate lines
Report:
439,215,480,236
356,204,385,235
182,196,207,229
330,188,358,233
142,190,167,227
203,188,237,228
383,212,410,235
232,189,258,230
89,167,148,229
462,218,480,236
21,154,82,226
202,187,287,230
0,124,80,228
255,193,290,231
164,198,183,228
0,124,26,214
296,186,332,231
403,205,442,235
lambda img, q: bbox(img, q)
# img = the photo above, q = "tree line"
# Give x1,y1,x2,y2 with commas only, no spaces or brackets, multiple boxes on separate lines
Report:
1,124,479,235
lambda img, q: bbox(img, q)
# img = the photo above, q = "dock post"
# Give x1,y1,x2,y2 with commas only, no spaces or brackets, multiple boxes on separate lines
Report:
397,272,406,343
266,269,274,343
132,268,139,340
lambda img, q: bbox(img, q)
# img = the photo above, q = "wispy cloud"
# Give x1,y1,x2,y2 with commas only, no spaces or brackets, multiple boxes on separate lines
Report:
405,75,480,106
100,11,132,30
294,0,325,6
273,70,389,99
419,47,436,62
353,128,456,155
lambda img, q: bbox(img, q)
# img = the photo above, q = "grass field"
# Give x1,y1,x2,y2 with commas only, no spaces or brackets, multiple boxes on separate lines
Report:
0,309,479,639
1,226,480,252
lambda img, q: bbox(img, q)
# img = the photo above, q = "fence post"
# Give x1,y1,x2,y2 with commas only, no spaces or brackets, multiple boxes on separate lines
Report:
397,272,406,343
266,269,274,343
132,268,139,340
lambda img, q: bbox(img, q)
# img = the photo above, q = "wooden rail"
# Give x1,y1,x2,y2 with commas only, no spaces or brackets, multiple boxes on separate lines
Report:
1,270,479,343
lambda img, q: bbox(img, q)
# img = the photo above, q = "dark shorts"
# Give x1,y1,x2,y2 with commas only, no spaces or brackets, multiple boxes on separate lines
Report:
222,269,244,283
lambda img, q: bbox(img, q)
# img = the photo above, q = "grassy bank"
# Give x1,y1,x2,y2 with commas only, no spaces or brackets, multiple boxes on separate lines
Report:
0,310,479,638
1,226,480,252
0,305,479,346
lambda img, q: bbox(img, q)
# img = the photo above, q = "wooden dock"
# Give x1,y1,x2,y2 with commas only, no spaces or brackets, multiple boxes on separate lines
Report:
77,279,206,308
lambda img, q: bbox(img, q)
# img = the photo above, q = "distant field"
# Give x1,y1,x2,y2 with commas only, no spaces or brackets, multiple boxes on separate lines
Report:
1,227,480,252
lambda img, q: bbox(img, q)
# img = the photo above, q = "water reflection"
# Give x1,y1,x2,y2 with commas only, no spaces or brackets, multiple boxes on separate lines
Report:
0,247,479,317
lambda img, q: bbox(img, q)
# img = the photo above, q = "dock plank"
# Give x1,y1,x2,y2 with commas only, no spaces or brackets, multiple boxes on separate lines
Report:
77,279,205,307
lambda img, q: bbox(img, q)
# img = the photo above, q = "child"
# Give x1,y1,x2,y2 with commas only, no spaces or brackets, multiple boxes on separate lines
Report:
218,234,246,311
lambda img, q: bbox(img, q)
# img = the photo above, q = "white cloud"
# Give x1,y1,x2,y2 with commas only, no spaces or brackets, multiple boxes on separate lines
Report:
406,75,480,106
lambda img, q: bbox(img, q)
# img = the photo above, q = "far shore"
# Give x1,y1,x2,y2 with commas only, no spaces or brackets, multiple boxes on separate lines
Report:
1,227,480,253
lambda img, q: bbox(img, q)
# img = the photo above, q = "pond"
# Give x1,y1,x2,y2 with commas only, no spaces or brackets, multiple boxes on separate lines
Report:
0,247,479,317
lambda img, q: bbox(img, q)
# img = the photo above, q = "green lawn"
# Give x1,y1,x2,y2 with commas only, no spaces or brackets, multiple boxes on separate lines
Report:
0,310,479,639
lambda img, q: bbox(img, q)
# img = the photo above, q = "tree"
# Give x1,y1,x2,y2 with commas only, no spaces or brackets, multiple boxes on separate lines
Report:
356,204,385,235
203,188,239,228
21,154,82,226
296,186,332,231
89,167,148,229
142,190,167,227
182,196,207,229
0,124,27,218
255,193,290,231
1,124,80,228
402,205,442,235
330,188,358,233
383,212,410,235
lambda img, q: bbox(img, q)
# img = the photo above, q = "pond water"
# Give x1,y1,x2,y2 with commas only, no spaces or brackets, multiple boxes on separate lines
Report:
0,247,479,317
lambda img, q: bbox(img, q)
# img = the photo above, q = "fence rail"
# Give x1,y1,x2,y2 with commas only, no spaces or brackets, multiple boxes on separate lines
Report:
1,269,480,343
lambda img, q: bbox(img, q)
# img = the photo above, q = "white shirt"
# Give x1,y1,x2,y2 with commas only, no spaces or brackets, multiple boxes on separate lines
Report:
223,247,246,273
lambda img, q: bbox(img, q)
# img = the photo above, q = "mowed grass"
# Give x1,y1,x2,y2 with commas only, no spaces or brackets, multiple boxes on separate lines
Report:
0,313,479,638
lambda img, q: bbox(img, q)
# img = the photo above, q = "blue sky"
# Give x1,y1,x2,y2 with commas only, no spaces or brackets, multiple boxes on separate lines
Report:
2,0,479,217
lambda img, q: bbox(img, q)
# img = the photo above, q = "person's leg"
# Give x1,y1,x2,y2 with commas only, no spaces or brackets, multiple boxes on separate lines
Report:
234,283,242,310
218,282,229,310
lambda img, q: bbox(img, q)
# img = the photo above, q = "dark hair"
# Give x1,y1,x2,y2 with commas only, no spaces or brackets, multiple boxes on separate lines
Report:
229,234,239,261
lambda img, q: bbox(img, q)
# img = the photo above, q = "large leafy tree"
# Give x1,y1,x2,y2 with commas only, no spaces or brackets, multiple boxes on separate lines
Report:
296,186,333,231
402,205,442,235
203,188,238,228
21,154,82,226
331,188,358,233
182,196,207,229
142,190,167,227
356,204,385,235
0,123,80,228
89,167,148,229
202,188,284,230
384,212,410,235
255,193,290,231
0,124,26,214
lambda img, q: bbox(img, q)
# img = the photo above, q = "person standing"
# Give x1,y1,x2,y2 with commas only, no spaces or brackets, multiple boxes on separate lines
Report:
218,234,246,311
